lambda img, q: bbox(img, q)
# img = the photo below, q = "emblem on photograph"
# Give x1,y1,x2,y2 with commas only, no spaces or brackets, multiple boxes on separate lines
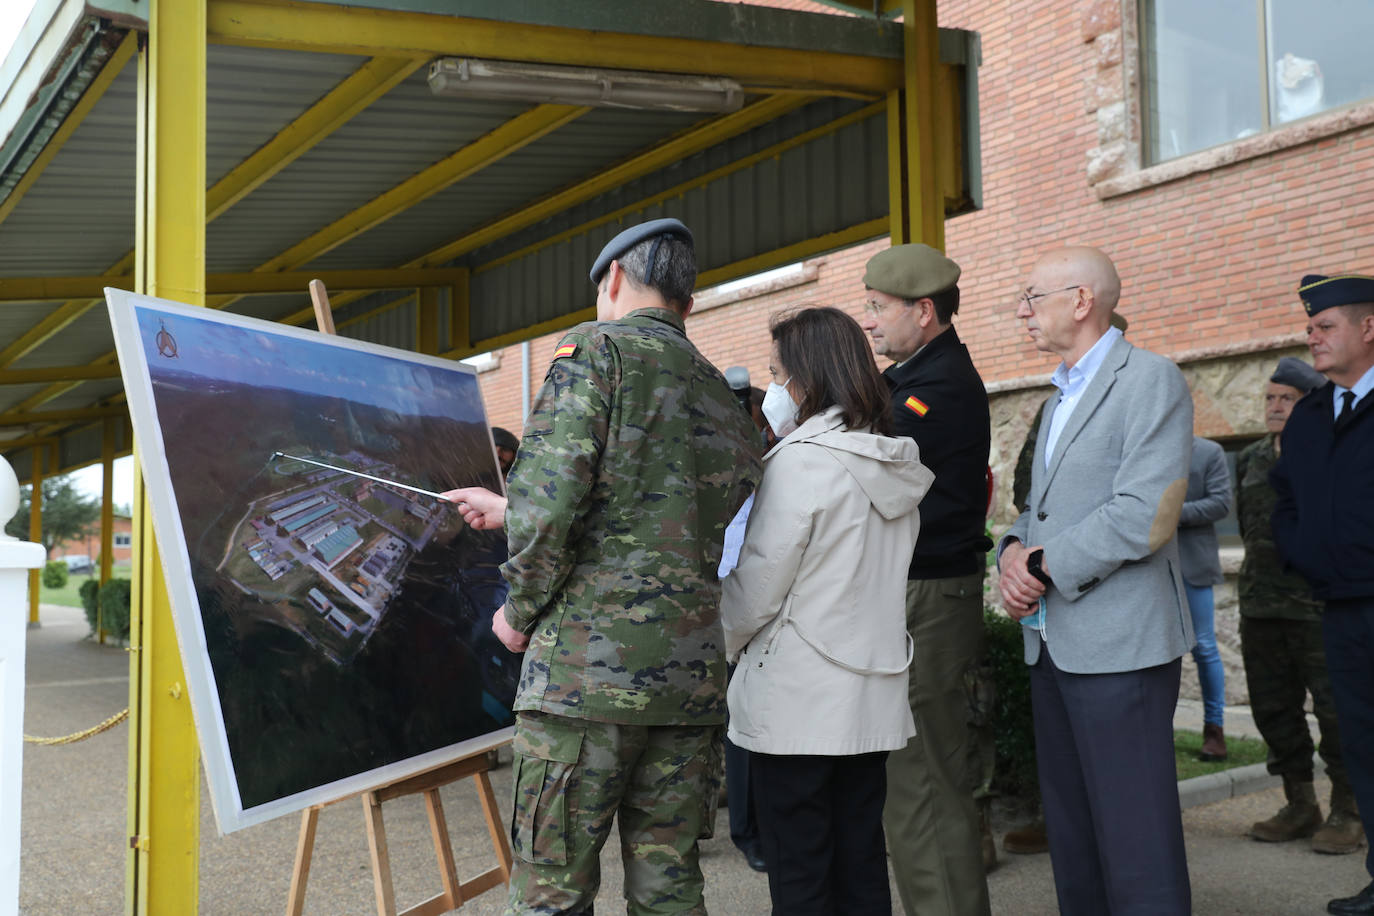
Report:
154,320,178,358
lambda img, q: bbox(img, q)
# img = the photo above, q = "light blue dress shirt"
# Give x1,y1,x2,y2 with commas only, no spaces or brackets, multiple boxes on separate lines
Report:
1043,326,1123,468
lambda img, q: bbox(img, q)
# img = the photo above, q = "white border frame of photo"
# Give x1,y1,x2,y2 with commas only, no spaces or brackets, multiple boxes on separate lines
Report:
105,287,513,833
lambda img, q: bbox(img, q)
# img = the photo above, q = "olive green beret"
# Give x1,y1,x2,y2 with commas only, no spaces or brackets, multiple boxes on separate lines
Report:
863,244,961,300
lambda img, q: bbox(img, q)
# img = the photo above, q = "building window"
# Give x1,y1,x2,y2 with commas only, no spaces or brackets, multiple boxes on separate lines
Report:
114,533,131,548
1142,0,1374,163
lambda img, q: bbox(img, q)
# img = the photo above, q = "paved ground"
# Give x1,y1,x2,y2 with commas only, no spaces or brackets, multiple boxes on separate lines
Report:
18,603,1371,914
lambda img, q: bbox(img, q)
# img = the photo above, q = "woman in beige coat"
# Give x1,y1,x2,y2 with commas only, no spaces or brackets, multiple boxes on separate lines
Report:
722,306,932,915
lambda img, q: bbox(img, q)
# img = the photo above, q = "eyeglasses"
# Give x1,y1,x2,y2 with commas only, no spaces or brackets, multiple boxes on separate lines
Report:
863,298,913,317
1017,285,1082,311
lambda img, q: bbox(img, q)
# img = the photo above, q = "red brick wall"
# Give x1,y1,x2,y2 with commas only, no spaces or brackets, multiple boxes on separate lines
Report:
475,0,1374,434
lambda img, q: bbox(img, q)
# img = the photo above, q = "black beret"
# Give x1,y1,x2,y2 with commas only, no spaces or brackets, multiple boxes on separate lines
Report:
1269,357,1325,393
589,218,693,285
490,427,519,452
1298,273,1374,316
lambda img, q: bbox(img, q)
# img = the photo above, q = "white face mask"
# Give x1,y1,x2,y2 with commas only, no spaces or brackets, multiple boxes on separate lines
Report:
761,379,800,438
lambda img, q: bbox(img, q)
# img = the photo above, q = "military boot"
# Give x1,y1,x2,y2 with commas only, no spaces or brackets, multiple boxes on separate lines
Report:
1312,783,1367,854
1250,777,1322,842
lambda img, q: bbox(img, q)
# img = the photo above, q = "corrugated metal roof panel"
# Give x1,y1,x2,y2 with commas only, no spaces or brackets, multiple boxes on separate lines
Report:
304,106,706,271
469,99,886,341
207,71,532,272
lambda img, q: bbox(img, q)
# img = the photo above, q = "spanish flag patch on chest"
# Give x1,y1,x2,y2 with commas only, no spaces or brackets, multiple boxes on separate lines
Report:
904,395,929,416
553,343,578,360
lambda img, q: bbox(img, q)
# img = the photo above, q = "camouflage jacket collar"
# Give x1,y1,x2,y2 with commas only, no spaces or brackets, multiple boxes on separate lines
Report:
623,306,686,334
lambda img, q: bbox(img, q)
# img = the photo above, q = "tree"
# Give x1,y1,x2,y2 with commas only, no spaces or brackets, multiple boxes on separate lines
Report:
4,475,102,550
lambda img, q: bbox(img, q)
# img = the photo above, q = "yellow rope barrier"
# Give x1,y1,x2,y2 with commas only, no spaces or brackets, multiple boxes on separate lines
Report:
23,708,129,746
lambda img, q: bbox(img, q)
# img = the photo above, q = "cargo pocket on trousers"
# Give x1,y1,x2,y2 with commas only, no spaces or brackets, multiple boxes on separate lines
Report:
696,726,724,841
510,716,584,867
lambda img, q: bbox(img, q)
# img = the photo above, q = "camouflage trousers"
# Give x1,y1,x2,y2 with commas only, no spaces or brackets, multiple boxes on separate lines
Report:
1239,615,1347,789
505,710,722,916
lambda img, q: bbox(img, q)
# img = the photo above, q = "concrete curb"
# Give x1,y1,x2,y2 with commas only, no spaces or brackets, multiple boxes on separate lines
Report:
1179,762,1281,810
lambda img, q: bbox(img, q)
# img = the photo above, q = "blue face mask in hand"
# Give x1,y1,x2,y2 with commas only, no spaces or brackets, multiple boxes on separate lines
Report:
761,379,799,438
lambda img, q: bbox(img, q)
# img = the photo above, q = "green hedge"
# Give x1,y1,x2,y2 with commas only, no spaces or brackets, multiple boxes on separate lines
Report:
983,609,1039,799
41,560,69,589
83,578,131,642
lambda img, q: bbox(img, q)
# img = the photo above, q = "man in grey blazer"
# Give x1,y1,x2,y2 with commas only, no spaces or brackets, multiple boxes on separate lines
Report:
998,246,1195,914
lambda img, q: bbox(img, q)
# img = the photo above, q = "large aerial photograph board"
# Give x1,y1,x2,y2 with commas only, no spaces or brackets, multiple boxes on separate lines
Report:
106,289,517,833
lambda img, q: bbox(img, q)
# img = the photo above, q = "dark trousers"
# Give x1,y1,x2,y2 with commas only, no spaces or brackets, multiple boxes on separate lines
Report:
1030,651,1191,915
751,751,891,916
1322,599,1374,878
724,734,759,853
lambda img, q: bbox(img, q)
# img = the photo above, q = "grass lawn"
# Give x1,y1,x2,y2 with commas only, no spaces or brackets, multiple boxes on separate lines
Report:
40,565,133,608
1175,729,1268,781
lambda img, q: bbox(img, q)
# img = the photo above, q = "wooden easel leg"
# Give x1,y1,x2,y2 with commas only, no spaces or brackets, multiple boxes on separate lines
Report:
424,788,461,908
475,769,513,878
363,791,399,916
286,806,321,916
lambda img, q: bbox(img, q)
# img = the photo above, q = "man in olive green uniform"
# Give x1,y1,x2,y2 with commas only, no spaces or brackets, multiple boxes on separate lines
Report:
491,219,762,915
1238,356,1361,854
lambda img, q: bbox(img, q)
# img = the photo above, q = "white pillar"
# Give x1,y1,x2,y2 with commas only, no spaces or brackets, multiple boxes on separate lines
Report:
0,455,48,916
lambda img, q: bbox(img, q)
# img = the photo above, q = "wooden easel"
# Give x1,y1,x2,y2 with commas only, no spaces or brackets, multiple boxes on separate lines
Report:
286,280,514,916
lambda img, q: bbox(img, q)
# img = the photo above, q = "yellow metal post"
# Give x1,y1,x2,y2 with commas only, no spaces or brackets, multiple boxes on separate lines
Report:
27,446,43,626
99,420,116,644
128,0,205,911
894,0,944,249
417,286,440,355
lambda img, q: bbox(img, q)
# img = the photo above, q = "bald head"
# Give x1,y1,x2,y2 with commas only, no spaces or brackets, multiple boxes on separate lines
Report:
1019,245,1124,365
1033,246,1121,316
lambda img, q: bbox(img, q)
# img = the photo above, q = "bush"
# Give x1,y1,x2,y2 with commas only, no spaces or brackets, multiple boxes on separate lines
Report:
95,578,132,642
80,579,101,634
41,560,68,589
984,609,1039,799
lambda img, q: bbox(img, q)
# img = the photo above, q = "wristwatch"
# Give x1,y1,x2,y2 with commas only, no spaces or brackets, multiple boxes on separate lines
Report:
1026,548,1053,587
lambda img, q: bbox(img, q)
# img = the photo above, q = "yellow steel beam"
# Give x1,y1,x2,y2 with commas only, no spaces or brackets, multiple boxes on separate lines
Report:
442,216,888,361
206,56,422,220
100,419,115,594
0,267,467,300
207,0,903,94
0,405,125,426
27,445,42,625
887,91,908,244
0,33,138,228
0,364,121,385
0,435,54,454
130,0,204,909
253,104,586,274
417,94,808,266
899,0,942,248
478,100,887,276
417,286,440,355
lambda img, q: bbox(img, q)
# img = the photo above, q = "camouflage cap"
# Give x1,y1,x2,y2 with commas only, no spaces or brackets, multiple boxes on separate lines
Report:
863,243,961,300
1270,356,1325,393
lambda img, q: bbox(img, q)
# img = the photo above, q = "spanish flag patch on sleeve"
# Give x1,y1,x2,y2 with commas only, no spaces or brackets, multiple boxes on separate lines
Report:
553,342,578,360
904,395,930,416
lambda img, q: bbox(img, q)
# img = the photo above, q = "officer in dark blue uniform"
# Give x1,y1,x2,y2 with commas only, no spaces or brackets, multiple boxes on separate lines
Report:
1271,272,1374,916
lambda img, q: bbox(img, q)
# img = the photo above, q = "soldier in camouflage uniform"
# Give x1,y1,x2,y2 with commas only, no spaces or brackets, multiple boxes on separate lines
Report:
1238,356,1360,854
492,219,762,915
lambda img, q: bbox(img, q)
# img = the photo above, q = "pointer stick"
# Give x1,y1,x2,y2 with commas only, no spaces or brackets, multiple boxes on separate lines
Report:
272,451,450,501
